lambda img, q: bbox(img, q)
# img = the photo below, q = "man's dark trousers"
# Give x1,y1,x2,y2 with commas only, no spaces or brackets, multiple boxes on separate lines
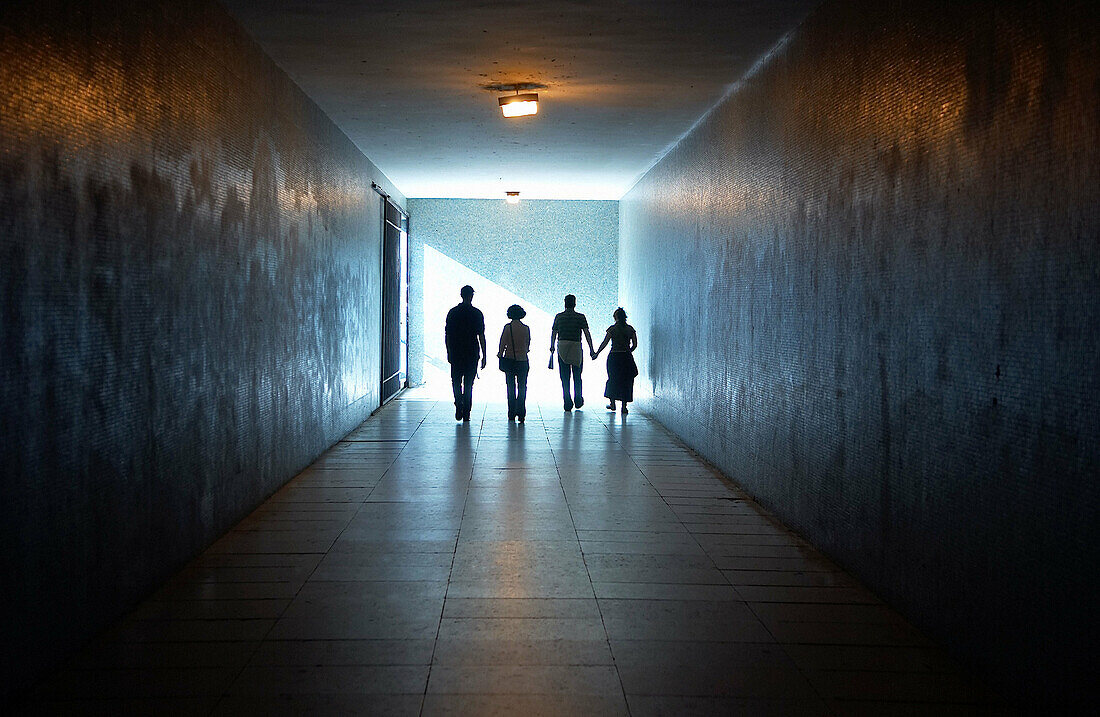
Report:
558,358,582,408
451,362,477,418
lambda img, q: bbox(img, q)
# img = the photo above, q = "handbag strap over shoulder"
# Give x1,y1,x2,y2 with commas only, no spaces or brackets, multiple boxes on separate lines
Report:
508,322,516,358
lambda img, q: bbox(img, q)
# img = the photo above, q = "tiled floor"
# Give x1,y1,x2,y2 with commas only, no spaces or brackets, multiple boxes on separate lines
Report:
30,392,1000,715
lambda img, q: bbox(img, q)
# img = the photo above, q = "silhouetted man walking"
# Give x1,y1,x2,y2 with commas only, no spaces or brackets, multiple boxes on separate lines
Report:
550,294,595,411
445,285,486,421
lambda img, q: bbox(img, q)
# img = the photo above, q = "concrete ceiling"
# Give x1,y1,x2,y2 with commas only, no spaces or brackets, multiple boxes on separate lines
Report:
223,0,817,199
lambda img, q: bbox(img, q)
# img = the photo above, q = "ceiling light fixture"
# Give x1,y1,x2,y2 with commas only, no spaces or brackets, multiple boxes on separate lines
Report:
505,191,520,204
499,92,539,118
483,83,547,119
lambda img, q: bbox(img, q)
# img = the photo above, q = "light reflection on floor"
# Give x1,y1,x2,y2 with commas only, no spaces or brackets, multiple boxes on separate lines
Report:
25,392,996,713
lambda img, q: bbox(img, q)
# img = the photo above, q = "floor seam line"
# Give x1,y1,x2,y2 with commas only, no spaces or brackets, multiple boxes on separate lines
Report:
420,400,479,716
545,404,634,717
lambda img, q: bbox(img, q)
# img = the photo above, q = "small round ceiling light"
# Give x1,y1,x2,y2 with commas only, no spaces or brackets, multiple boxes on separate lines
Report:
505,191,520,204
499,92,539,118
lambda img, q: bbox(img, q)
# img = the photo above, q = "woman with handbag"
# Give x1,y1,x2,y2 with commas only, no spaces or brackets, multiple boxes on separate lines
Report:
497,304,532,422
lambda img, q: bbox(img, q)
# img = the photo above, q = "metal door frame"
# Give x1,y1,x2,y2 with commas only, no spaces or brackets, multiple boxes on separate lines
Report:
375,183,409,408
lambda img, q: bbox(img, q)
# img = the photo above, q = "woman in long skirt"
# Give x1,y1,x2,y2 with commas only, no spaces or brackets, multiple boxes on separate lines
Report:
592,307,638,415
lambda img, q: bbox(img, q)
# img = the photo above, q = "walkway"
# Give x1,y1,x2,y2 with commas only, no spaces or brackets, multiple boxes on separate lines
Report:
31,393,996,715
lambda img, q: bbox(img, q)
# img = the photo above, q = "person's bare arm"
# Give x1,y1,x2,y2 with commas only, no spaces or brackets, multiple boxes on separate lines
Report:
629,332,638,352
594,333,610,358
479,332,487,369
582,326,595,354
549,328,557,353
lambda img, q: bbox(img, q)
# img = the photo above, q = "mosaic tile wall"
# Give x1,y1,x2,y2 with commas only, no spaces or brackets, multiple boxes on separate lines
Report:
407,199,618,387
0,0,403,691
619,0,1099,704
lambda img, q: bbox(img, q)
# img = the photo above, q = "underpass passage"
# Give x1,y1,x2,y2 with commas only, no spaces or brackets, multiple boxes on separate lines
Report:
27,392,1000,715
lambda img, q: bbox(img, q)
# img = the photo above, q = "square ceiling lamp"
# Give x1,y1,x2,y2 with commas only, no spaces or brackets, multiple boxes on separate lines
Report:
499,92,539,118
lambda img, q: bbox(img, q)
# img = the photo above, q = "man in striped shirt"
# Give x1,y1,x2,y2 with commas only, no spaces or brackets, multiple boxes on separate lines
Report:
550,294,595,411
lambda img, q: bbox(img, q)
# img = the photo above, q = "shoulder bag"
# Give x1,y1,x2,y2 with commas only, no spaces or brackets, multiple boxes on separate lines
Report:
499,323,516,373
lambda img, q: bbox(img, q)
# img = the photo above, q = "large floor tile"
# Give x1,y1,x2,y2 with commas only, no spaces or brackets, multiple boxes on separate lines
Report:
225,664,429,695
436,617,607,642
32,697,220,716
34,667,238,699
426,665,621,695
625,694,831,717
212,693,423,716
441,597,601,619
431,637,613,665
248,639,435,666
598,598,775,642
421,693,629,716
65,640,258,670
591,581,743,601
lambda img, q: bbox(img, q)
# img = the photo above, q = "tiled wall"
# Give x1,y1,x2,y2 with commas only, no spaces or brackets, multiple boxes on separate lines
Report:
407,199,618,387
619,0,1098,704
0,0,403,691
